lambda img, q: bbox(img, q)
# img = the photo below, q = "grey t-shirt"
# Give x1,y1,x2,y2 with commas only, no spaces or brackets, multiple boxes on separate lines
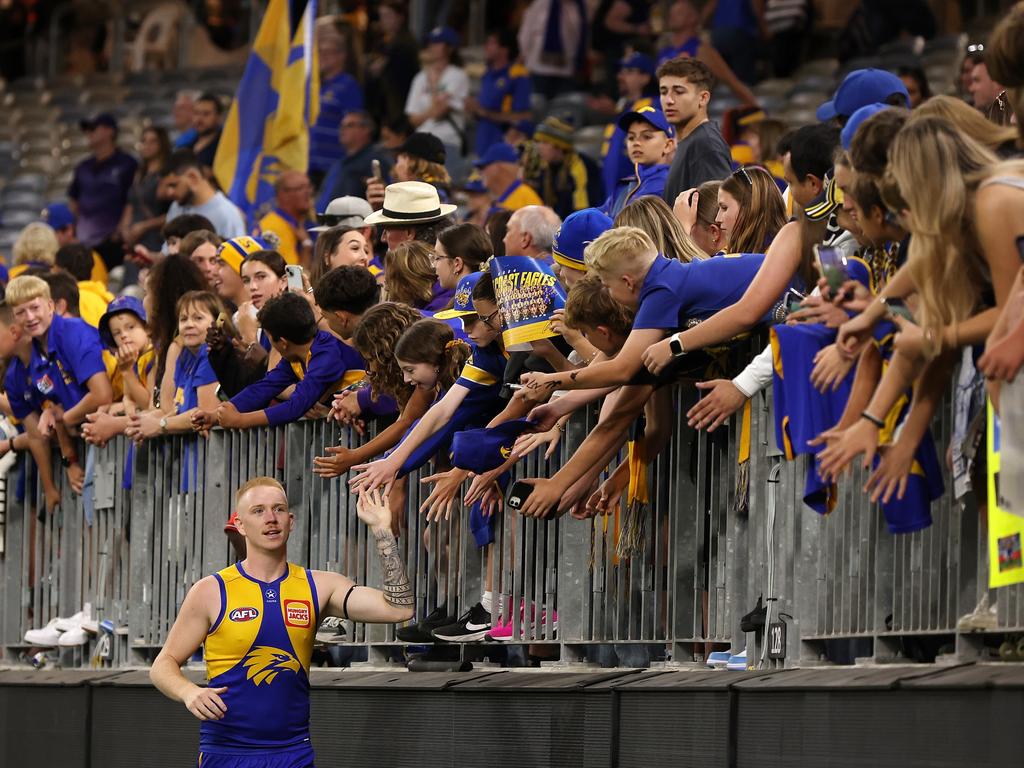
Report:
663,120,733,205
167,192,247,238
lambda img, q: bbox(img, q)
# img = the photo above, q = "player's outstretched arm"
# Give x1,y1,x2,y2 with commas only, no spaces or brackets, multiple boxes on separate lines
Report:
150,577,229,722
317,488,415,624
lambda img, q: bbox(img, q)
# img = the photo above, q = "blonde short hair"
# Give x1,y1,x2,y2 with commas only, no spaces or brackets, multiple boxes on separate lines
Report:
6,275,52,306
583,226,657,276
12,223,58,266
234,476,287,509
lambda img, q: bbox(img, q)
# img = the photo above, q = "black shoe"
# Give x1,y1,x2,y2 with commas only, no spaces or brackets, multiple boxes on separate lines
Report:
431,603,492,642
740,596,766,633
395,604,454,643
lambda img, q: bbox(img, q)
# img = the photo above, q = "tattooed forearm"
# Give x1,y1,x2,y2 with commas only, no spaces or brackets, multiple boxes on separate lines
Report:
373,528,414,607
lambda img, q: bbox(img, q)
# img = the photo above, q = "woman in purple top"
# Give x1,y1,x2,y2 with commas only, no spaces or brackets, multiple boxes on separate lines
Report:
384,241,455,312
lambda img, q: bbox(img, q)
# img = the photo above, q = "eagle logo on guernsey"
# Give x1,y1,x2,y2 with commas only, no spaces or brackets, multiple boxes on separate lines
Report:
242,646,301,686
229,607,259,622
499,446,512,459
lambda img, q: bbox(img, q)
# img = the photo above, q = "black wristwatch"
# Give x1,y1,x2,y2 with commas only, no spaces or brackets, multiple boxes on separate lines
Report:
669,333,686,357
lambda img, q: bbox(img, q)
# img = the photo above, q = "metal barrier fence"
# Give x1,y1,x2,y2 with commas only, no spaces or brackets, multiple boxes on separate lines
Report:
0,340,1020,668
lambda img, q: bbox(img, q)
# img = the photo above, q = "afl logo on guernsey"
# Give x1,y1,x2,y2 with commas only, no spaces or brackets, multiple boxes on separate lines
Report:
284,599,312,628
229,607,259,622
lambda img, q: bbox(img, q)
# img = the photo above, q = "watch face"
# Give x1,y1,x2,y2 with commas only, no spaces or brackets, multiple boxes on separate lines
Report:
670,338,683,356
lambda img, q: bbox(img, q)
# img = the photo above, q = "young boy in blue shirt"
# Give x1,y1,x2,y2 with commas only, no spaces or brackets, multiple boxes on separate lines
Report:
7,275,112,491
195,292,366,429
600,106,675,218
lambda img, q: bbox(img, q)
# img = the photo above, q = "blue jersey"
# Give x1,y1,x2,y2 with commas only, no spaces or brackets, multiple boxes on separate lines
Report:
173,344,218,413
309,72,364,174
476,63,532,155
658,36,700,64
5,357,42,421
28,314,106,412
200,562,319,757
600,163,670,218
230,331,366,427
633,253,768,331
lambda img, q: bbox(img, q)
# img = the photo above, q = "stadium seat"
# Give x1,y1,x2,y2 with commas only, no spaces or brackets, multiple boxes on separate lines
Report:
0,209,39,229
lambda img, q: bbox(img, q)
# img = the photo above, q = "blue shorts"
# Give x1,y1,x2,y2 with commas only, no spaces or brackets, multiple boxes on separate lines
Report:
198,744,315,768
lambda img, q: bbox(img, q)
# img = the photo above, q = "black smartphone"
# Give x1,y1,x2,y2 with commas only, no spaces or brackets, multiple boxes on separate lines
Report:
886,298,915,322
506,480,534,510
1016,234,1024,262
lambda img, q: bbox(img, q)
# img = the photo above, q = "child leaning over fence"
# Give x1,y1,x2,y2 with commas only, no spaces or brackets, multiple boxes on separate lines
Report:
192,292,366,431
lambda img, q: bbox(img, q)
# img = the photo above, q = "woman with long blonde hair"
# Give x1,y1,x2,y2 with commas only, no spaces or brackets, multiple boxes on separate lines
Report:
384,240,453,312
614,195,706,263
717,165,787,255
914,95,1018,157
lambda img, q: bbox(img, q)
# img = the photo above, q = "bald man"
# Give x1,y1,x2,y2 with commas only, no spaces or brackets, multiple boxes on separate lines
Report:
257,171,316,265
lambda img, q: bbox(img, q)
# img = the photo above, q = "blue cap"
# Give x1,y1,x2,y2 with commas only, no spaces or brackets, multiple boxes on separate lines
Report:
619,52,656,76
841,103,891,150
98,295,147,349
79,112,118,132
434,272,484,319
617,105,675,138
474,142,520,169
551,208,614,272
463,171,486,194
452,418,537,474
41,203,75,230
816,69,910,122
426,26,460,47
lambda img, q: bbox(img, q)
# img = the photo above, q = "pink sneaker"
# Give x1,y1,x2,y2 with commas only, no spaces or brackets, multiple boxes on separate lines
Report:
484,618,514,641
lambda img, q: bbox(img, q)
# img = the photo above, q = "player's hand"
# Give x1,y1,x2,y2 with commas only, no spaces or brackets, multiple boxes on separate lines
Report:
355,486,391,530
184,685,228,721
686,379,746,431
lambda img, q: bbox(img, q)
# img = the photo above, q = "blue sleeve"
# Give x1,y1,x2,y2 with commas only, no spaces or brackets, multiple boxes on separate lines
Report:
68,167,81,201
357,386,399,417
632,286,682,331
58,321,107,384
5,365,36,420
230,359,297,414
261,341,353,427
511,75,532,111
193,352,219,388
456,348,504,391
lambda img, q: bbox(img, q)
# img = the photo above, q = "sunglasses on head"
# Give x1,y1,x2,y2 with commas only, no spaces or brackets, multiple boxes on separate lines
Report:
732,166,753,187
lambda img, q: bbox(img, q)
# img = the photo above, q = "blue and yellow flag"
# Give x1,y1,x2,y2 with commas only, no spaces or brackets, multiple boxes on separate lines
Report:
214,0,319,225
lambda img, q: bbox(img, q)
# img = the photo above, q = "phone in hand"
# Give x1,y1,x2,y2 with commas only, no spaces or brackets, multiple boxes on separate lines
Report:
814,245,849,293
285,265,305,293
885,298,915,322
371,159,384,182
785,287,805,314
506,480,534,510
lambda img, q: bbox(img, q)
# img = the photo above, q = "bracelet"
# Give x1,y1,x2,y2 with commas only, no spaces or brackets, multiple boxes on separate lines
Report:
860,410,885,429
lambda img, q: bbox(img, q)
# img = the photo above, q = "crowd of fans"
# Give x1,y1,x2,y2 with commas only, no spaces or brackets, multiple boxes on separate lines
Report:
5,0,1024,652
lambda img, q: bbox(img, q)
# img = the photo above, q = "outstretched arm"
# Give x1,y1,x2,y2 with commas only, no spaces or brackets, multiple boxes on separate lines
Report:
317,488,415,624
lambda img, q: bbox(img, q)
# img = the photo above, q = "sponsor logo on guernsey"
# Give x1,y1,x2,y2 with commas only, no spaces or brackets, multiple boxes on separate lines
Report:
229,607,259,622
265,589,278,602
284,599,312,628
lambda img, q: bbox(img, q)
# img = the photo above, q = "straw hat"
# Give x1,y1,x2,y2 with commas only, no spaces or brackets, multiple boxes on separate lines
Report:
363,181,457,226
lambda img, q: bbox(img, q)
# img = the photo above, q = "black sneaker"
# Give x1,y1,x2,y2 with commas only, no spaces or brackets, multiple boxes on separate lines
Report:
740,596,766,633
315,616,347,644
395,605,454,643
431,603,492,642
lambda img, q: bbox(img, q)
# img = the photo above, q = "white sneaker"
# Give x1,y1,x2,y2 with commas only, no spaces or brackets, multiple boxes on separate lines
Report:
81,619,99,634
58,627,89,646
726,649,748,671
55,603,93,632
24,619,62,646
957,594,998,632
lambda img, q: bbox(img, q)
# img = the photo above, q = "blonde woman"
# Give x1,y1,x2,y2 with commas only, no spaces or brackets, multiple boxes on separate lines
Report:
9,223,59,279
384,240,453,312
614,195,706,263
914,95,1018,157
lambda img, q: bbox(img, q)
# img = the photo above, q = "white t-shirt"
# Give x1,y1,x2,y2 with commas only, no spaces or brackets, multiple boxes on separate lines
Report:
404,65,469,150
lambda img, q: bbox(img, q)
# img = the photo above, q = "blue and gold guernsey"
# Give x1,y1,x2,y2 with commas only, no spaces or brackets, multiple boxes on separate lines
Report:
200,562,320,761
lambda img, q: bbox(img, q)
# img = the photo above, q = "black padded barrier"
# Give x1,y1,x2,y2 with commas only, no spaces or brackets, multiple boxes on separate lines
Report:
0,669,119,767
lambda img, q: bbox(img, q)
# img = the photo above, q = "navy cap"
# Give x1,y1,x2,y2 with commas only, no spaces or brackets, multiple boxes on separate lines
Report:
617,105,675,138
841,103,891,150
619,52,656,76
452,418,537,474
434,272,484,319
41,202,75,230
79,112,118,132
426,26,460,47
98,295,147,350
552,208,614,272
474,142,520,169
816,69,910,122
